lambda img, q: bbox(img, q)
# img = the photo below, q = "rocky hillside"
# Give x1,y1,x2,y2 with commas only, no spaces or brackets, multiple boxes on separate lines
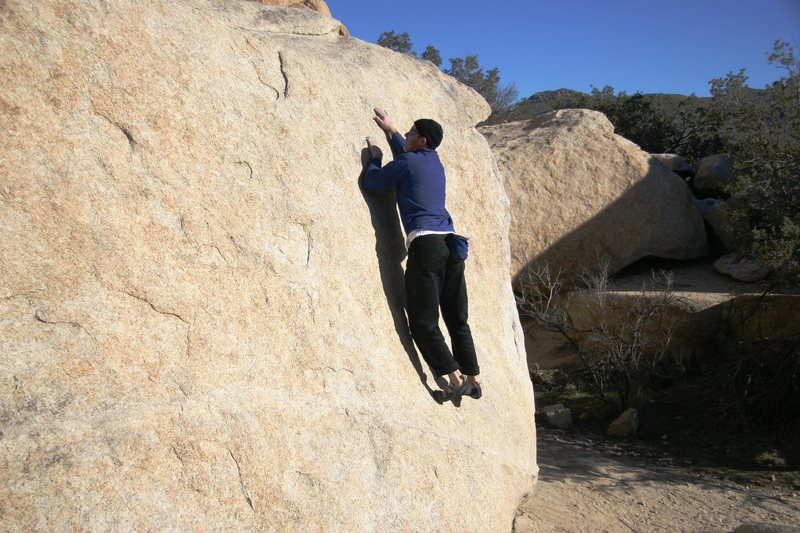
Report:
0,1,536,530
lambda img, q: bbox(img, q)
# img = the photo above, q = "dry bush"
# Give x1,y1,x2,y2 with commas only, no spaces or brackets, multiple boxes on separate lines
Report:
517,264,679,412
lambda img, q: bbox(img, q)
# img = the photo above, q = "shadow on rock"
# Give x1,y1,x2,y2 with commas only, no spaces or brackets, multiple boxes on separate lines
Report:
358,148,437,394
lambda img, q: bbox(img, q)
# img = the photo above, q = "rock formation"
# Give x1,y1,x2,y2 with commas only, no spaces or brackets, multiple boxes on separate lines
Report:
0,1,536,530
480,110,708,282
252,0,350,35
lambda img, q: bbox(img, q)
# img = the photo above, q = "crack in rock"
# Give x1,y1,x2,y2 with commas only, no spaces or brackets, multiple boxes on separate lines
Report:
236,25,339,38
170,445,185,466
278,51,289,98
320,366,354,375
243,36,281,99
33,309,96,343
91,104,179,192
120,290,188,324
236,160,254,180
228,449,255,511
93,108,136,149
297,221,313,266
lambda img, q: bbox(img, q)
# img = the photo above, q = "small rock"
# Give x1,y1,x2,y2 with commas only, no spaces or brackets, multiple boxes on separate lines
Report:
651,153,693,177
607,408,639,438
714,253,771,282
536,403,573,430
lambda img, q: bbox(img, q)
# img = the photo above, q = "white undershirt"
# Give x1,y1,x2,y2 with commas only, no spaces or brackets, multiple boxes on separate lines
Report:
406,229,454,249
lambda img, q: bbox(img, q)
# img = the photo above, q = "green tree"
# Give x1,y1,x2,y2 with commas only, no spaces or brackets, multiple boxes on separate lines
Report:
375,32,518,114
421,45,442,67
376,31,415,55
710,40,800,280
445,54,518,112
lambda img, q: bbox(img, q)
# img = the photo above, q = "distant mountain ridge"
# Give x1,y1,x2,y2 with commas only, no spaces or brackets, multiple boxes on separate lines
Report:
487,88,712,125
484,88,724,162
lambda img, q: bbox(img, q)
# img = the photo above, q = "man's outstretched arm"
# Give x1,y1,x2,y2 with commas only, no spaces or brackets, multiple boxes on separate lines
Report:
363,140,408,191
373,107,405,158
372,107,398,136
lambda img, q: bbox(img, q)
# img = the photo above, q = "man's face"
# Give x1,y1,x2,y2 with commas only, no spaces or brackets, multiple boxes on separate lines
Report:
403,126,427,152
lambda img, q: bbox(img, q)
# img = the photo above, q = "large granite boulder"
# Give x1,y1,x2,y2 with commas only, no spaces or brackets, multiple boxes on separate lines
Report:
0,1,536,530
480,110,708,282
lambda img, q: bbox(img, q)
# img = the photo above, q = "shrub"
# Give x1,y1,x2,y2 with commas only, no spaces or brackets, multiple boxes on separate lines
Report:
516,265,678,413
711,40,800,281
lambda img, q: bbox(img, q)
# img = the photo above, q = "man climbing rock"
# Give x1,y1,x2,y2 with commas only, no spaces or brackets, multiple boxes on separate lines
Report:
363,107,481,404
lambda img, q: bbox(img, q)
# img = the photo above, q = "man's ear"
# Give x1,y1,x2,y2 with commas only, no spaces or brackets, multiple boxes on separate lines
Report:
419,136,429,148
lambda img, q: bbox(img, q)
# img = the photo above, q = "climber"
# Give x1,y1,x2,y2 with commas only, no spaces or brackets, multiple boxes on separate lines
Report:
363,107,482,404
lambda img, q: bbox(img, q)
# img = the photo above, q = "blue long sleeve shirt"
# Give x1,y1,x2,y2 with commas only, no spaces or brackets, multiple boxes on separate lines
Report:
363,132,455,236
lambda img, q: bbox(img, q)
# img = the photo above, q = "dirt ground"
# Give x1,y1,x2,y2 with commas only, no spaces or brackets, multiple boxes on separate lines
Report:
512,258,800,531
513,429,800,532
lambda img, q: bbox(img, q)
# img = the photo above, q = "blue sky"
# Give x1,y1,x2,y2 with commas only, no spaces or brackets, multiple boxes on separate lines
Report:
327,0,799,98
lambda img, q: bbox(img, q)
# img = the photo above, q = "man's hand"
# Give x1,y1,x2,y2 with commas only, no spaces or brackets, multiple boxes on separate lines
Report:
372,107,398,136
366,136,383,160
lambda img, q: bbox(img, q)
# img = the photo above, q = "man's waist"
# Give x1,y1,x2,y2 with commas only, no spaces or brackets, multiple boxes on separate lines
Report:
406,229,453,248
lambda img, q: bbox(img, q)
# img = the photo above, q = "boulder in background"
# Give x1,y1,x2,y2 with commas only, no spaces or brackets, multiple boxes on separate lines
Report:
651,153,694,179
480,110,708,283
694,154,736,194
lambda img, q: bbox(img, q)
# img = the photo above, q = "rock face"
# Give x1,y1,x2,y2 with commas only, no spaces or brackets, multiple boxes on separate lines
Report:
0,1,536,530
480,110,708,282
256,0,332,13
253,0,350,35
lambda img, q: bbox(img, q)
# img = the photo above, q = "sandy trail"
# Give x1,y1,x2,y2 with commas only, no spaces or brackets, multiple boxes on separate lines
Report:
514,430,800,532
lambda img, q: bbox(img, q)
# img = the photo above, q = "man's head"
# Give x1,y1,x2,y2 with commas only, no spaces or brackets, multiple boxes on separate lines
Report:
404,118,443,152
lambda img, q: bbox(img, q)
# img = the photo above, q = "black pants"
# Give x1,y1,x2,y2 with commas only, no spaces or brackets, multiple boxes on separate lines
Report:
405,234,479,377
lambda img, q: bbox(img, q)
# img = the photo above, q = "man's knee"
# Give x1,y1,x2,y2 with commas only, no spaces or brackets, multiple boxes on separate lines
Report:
409,316,438,337
443,312,469,331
